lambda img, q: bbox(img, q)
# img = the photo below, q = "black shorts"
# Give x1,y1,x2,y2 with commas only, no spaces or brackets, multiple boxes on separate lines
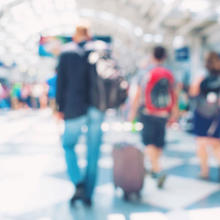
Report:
140,113,167,148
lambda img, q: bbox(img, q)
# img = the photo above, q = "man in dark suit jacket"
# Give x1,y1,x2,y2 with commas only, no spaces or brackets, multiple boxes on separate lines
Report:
56,23,104,206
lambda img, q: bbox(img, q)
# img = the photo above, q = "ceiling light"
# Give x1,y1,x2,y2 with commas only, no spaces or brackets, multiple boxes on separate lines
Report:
180,0,210,13
154,34,163,43
134,27,143,37
143,34,153,43
161,0,175,4
173,35,184,48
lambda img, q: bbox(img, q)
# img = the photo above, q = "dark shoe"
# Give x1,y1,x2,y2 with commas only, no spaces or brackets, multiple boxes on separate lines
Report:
151,171,158,179
198,174,209,181
157,174,167,189
70,182,85,205
83,198,92,207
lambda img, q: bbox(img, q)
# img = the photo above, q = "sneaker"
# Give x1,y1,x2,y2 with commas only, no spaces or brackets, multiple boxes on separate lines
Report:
157,174,167,189
151,171,159,179
198,174,209,181
198,172,209,181
70,182,85,205
83,198,92,207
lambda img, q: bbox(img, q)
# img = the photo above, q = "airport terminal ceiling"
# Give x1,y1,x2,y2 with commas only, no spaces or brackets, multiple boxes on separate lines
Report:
1,0,220,80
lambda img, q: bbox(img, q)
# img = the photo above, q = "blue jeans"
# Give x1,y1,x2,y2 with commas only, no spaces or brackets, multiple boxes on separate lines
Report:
62,107,104,199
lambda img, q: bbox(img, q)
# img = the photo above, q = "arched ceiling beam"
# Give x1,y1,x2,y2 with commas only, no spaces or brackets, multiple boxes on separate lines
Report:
0,0,27,14
149,0,183,31
177,12,216,36
139,0,154,16
201,23,220,36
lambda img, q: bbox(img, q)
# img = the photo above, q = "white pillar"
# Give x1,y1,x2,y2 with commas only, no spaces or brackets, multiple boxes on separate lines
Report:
190,36,206,82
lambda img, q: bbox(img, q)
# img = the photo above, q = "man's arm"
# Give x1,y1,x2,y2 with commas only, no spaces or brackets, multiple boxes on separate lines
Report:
169,84,180,122
56,53,67,115
128,85,141,121
189,77,204,97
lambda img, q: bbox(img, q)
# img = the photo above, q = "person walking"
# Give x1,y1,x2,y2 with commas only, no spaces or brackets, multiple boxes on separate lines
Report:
56,23,104,206
190,52,220,180
129,46,177,187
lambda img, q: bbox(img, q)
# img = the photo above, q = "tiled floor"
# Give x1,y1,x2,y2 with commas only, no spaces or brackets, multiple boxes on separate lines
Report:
0,109,219,220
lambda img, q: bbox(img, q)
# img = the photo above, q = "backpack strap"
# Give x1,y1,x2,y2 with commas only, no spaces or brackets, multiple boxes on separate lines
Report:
207,90,220,136
207,114,220,136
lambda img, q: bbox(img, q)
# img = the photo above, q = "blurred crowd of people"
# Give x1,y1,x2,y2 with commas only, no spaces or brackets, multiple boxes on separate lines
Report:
0,78,56,110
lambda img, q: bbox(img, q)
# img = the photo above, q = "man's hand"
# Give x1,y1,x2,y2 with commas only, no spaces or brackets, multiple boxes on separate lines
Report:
167,107,179,127
128,110,136,122
128,86,141,122
54,111,64,121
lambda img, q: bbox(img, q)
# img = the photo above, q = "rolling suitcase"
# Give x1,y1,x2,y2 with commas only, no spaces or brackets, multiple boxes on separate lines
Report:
113,144,145,200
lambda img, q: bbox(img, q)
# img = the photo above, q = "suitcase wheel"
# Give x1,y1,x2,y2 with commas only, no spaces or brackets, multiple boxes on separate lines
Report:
123,192,130,201
123,191,142,201
136,191,142,200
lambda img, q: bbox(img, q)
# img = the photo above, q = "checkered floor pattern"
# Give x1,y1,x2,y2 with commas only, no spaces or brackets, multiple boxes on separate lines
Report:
0,109,219,220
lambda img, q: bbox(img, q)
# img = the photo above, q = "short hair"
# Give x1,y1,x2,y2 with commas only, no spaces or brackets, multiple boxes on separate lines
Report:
206,52,220,75
75,21,90,39
153,46,167,61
